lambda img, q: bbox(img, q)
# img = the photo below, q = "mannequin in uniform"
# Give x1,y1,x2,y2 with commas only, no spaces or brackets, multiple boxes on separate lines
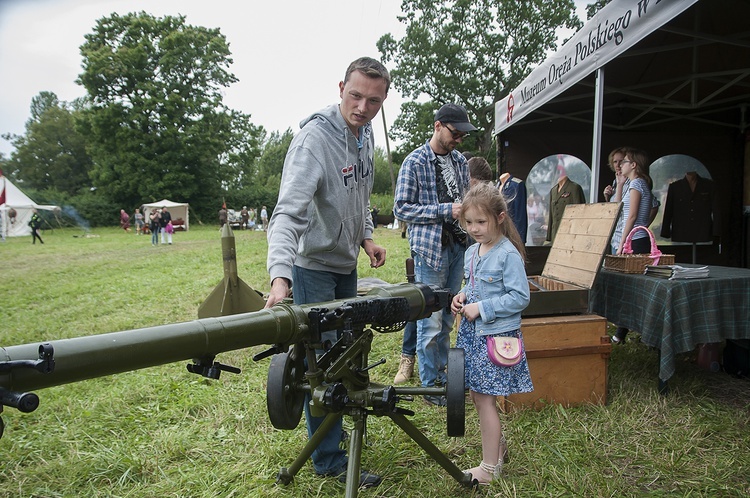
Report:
498,172,528,243
546,174,585,243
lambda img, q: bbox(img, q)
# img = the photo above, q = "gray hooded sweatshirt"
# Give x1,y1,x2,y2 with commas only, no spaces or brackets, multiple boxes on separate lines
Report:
267,104,375,287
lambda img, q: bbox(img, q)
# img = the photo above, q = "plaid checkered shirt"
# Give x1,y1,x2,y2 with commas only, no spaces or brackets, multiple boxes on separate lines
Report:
394,141,470,270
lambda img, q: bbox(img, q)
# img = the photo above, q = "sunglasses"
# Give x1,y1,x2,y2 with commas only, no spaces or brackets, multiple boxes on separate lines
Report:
443,123,468,140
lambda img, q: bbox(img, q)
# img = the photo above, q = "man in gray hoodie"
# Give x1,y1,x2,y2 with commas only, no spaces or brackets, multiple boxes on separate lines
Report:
265,57,389,488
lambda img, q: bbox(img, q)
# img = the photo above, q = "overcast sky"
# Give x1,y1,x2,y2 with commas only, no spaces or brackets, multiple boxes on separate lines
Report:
0,0,409,157
0,0,587,158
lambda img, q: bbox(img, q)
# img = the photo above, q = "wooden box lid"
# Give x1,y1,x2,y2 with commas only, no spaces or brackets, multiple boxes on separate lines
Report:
541,203,622,289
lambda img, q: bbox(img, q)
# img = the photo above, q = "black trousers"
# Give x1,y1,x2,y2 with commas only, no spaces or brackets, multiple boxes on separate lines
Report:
31,228,44,244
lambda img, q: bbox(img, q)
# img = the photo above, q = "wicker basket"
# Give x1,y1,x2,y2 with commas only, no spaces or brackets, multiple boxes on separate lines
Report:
604,225,675,274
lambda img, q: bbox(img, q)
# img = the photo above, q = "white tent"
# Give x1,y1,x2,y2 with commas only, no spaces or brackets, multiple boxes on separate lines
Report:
1,176,60,237
142,199,189,231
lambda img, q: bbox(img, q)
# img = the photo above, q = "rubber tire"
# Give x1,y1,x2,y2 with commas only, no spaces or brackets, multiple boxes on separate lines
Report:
446,347,466,437
266,351,305,430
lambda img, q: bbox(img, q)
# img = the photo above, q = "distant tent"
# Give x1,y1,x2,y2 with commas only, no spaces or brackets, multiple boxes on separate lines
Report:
142,199,189,231
0,176,60,237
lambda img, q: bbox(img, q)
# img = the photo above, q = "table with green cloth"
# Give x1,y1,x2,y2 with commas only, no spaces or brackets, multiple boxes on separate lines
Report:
589,265,750,384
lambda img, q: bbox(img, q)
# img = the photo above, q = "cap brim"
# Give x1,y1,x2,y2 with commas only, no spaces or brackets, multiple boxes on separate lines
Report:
452,122,478,132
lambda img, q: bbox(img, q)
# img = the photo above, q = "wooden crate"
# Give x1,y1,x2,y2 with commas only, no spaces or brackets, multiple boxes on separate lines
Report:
501,314,611,412
524,203,621,316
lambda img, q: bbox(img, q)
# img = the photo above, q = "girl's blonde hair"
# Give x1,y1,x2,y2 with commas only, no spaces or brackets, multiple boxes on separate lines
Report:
460,182,526,262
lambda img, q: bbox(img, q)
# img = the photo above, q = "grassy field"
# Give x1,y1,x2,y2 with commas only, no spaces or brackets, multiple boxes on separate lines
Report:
1,225,748,497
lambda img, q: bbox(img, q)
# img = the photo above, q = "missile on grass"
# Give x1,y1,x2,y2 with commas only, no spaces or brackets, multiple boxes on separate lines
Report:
197,223,265,318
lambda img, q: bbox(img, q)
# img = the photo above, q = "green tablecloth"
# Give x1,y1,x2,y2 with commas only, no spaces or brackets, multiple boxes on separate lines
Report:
590,265,750,381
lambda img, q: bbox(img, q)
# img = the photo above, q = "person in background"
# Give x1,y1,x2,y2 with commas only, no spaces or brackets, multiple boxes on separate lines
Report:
159,206,172,244
29,208,44,244
468,157,493,187
608,146,660,254
264,56,389,489
240,206,250,229
450,182,532,485
248,207,257,230
525,191,547,246
394,103,476,405
605,147,627,254
603,147,625,202
164,219,174,244
218,205,228,227
370,205,379,228
134,208,145,235
120,209,130,232
260,205,268,231
149,209,161,246
612,147,655,344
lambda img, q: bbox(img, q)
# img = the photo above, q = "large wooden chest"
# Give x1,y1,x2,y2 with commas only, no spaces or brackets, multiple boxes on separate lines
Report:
501,314,611,412
524,203,621,317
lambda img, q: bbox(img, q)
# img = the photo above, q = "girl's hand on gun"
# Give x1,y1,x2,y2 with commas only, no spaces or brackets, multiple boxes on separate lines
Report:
451,293,465,315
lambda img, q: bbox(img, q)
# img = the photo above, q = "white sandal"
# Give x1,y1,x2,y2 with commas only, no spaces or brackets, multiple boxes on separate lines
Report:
466,436,509,485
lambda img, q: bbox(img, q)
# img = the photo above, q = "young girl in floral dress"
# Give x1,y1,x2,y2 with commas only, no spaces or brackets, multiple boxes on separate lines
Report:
451,182,533,485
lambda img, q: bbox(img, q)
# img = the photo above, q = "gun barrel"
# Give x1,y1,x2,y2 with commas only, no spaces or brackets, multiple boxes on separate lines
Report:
1,283,446,393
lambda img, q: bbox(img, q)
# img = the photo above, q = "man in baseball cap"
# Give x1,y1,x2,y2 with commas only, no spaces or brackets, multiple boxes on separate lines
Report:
434,103,478,133
392,103,475,401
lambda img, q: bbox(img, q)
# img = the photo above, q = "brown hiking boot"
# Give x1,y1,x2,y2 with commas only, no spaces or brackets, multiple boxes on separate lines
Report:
394,354,415,384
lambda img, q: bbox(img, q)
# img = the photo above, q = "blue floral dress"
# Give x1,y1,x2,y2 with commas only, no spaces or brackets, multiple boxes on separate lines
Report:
456,244,534,396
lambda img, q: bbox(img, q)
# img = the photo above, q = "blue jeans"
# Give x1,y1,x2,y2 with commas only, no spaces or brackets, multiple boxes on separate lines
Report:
151,227,159,245
401,321,416,356
413,244,465,387
292,265,357,475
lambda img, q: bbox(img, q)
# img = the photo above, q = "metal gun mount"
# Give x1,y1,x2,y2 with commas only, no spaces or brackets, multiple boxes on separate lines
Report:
259,299,471,495
1,226,478,496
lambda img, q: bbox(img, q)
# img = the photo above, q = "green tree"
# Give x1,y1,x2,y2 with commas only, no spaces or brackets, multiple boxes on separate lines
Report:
225,129,293,216
3,93,92,195
585,1,610,19
372,147,395,195
254,129,294,186
29,91,60,122
387,101,440,164
77,12,264,216
219,110,267,192
378,0,582,155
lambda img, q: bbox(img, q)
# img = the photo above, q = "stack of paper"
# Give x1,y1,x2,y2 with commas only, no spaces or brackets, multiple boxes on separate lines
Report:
644,265,710,280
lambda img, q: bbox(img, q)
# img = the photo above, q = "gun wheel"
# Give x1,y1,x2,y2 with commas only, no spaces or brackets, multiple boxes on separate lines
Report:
446,347,466,437
267,350,305,430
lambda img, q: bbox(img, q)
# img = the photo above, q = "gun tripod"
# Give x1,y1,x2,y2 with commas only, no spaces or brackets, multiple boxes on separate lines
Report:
259,302,476,498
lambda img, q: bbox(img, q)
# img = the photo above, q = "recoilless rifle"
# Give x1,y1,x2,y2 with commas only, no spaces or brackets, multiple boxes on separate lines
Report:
1,225,476,496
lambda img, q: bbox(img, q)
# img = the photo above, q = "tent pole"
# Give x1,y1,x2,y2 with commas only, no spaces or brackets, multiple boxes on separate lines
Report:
1,177,5,240
590,67,605,203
